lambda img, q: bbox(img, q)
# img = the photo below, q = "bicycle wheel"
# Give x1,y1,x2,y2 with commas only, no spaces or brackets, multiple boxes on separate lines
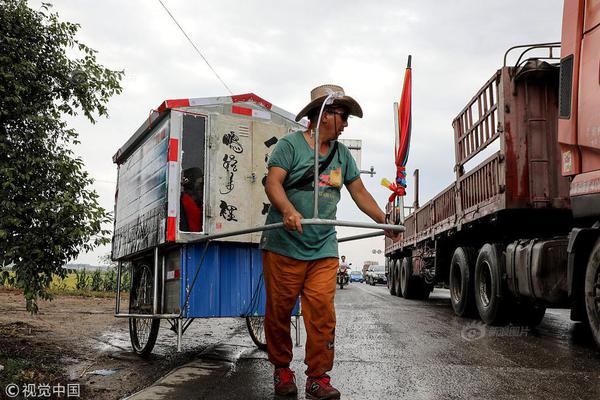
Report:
129,261,160,357
246,315,267,351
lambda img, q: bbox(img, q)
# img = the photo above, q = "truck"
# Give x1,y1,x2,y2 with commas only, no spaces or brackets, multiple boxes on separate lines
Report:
384,0,600,348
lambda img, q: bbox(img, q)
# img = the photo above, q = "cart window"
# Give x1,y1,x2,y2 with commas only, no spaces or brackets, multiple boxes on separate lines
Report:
180,114,206,232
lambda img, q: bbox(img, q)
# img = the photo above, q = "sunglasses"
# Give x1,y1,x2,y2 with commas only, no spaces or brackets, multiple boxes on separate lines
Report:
326,109,350,122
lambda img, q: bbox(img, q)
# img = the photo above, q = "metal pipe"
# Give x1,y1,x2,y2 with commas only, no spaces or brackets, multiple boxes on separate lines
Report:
338,231,384,243
413,169,420,210
115,261,122,315
161,255,165,314
177,318,183,352
153,247,159,315
114,313,180,319
295,315,301,347
179,219,404,244
503,42,561,67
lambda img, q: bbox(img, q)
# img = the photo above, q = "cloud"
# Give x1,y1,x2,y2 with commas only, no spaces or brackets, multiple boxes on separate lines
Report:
38,0,563,265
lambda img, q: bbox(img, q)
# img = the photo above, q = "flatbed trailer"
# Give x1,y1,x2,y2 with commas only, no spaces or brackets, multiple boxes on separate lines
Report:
384,36,600,343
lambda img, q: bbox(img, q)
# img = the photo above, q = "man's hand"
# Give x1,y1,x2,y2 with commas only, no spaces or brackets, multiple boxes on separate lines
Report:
384,229,401,243
282,208,303,234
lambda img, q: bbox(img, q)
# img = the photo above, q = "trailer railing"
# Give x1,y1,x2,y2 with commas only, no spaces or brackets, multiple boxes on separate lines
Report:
452,71,501,170
503,42,561,69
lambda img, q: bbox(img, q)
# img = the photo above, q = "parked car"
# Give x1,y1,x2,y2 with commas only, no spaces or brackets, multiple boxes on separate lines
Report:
349,270,363,283
366,265,387,285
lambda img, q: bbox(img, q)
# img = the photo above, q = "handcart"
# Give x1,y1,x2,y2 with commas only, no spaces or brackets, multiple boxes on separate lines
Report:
111,92,404,356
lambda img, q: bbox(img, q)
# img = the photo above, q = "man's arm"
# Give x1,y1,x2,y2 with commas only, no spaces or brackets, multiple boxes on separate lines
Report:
265,166,303,233
346,177,400,240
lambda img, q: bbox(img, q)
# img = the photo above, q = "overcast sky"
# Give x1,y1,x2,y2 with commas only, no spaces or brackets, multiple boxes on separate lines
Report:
41,0,564,268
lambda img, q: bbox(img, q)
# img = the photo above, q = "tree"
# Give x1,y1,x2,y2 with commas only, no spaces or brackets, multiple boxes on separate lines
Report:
0,1,123,312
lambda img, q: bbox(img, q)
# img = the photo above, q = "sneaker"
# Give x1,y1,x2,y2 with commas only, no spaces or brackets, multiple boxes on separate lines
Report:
274,367,298,396
305,375,340,400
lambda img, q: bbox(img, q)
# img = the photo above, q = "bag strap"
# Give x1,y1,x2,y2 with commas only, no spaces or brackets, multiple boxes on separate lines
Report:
284,141,339,191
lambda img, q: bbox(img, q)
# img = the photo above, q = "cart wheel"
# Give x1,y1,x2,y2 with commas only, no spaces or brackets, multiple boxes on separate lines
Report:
246,316,267,351
129,261,160,357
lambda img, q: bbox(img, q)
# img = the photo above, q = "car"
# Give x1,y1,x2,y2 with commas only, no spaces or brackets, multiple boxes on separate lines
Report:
349,270,363,283
366,265,387,285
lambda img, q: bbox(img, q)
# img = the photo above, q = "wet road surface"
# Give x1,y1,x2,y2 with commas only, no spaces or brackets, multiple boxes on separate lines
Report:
129,283,600,399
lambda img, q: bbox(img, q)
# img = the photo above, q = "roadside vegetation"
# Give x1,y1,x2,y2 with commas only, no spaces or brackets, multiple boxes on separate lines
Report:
1,267,130,298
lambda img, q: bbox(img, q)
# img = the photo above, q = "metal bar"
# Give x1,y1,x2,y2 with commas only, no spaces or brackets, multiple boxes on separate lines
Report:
115,261,122,315
161,255,165,316
114,313,180,319
179,219,404,244
153,247,159,315
458,103,499,142
177,318,183,352
337,231,385,243
295,315,301,347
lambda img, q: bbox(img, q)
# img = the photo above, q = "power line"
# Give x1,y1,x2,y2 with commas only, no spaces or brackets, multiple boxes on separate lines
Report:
157,0,234,95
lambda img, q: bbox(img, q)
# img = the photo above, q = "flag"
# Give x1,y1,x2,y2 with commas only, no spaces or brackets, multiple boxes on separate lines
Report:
382,55,412,202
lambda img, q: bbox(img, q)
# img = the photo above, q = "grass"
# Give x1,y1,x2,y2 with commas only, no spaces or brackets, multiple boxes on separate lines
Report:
2,271,128,299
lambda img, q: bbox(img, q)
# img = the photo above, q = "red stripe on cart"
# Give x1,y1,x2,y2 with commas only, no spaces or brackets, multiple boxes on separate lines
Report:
231,93,272,110
231,105,253,116
167,216,176,241
168,138,179,162
157,98,191,113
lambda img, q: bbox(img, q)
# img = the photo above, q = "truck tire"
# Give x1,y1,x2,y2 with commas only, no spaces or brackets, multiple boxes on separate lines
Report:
584,237,600,349
393,259,403,297
400,257,419,299
388,259,397,296
474,244,509,325
449,247,477,317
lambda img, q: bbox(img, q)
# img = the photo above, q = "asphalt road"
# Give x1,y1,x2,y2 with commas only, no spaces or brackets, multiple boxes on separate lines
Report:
128,282,600,400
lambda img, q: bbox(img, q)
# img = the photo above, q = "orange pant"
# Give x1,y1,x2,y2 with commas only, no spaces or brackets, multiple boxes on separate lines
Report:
262,250,339,377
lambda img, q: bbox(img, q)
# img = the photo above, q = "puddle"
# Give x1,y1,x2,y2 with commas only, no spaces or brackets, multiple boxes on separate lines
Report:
91,318,250,356
87,368,121,376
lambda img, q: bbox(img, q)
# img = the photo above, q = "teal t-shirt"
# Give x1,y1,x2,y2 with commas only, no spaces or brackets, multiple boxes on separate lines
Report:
260,131,360,260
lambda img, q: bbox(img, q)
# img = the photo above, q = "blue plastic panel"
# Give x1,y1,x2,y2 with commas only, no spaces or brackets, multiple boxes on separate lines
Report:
181,242,299,318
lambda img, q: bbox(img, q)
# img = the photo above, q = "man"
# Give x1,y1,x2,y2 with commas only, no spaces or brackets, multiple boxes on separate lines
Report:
338,255,349,272
260,84,398,399
180,167,203,232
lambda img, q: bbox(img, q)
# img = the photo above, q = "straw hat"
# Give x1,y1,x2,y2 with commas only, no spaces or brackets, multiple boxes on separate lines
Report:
295,84,363,122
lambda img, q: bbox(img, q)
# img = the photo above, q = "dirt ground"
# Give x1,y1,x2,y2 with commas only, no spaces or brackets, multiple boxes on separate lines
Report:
0,287,244,399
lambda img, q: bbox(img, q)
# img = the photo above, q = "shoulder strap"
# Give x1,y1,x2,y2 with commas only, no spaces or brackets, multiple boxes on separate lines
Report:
284,141,339,191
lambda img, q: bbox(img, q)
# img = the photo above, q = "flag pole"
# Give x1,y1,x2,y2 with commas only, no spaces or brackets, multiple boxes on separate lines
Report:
393,101,404,224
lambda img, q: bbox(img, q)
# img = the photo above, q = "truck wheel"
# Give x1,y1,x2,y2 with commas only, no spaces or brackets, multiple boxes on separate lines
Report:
449,247,477,317
474,244,509,325
388,259,397,296
394,259,403,297
400,257,418,299
584,238,600,349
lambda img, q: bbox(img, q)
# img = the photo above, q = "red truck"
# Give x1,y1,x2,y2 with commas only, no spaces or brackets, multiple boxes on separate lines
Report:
384,0,600,348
